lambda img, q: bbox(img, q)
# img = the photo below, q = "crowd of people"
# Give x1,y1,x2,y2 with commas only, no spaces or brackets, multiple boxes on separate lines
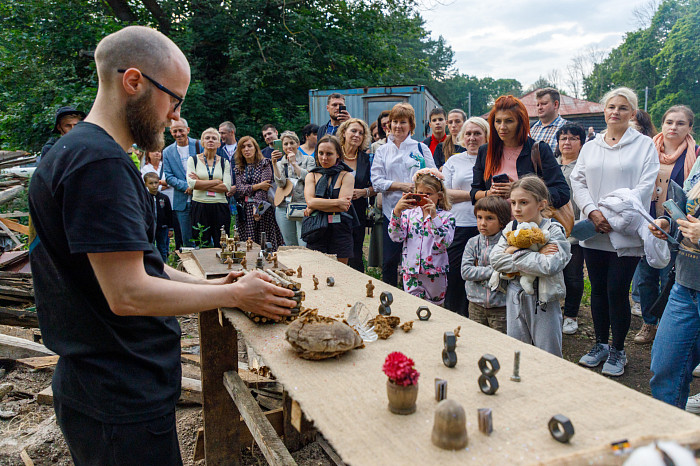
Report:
29,26,700,464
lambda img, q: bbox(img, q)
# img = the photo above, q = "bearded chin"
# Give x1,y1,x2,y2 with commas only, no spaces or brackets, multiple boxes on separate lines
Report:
126,89,165,152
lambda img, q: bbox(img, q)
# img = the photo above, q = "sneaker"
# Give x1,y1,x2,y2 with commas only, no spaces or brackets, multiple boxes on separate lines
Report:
693,365,700,378
686,393,700,414
631,303,642,316
562,317,578,335
601,348,627,377
579,343,610,368
633,323,658,344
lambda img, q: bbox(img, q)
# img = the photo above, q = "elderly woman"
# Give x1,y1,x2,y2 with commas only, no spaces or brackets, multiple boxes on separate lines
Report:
338,118,375,272
371,103,436,287
555,123,588,335
571,87,659,377
441,116,489,316
635,105,697,344
234,136,284,250
303,135,357,263
434,109,467,168
187,128,232,248
272,131,316,246
470,95,569,209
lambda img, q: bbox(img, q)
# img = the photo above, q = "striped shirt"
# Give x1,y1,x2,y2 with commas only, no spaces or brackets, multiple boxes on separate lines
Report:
531,115,567,154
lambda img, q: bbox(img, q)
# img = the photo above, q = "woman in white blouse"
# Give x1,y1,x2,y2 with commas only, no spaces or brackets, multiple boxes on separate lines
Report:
187,128,232,248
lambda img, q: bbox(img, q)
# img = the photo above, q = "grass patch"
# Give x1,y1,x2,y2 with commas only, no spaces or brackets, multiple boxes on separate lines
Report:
581,277,592,306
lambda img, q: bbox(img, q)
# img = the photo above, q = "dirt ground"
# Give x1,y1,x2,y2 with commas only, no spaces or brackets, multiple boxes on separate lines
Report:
1,288,698,465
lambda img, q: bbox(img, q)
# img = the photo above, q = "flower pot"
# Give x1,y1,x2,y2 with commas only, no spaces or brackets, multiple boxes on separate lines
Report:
386,380,418,415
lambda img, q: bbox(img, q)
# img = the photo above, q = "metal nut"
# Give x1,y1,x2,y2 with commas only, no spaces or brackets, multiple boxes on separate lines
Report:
443,331,456,352
478,374,499,395
378,304,391,316
548,414,574,443
442,349,457,368
478,354,500,377
417,306,431,321
380,291,393,306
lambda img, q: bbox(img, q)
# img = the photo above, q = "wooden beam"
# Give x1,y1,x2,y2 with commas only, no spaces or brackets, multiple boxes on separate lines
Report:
16,355,58,370
36,385,53,405
0,212,29,218
0,218,28,235
181,353,200,366
0,307,39,328
199,309,241,465
179,376,202,405
193,428,205,462
0,334,55,360
283,391,316,452
0,219,22,246
316,435,346,466
0,186,24,206
223,370,296,466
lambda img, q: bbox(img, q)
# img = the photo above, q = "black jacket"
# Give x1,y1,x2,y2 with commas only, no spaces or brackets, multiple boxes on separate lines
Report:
433,142,465,169
470,137,570,208
350,150,372,226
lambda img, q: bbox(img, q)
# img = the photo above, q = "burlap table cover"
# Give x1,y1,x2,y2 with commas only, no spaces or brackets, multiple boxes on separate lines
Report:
189,248,700,465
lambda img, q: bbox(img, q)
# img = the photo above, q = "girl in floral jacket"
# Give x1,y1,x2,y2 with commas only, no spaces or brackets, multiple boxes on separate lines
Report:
389,168,456,305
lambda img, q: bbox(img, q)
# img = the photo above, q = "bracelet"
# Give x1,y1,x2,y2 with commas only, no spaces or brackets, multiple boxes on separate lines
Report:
365,188,370,198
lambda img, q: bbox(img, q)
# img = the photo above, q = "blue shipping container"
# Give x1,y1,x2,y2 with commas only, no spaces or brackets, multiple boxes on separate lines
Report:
308,85,442,141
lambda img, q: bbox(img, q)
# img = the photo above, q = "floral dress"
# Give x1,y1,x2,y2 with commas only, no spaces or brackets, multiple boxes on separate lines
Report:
234,158,284,250
388,206,455,305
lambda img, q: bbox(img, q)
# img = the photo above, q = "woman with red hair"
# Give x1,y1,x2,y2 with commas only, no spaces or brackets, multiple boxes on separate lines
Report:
470,95,569,209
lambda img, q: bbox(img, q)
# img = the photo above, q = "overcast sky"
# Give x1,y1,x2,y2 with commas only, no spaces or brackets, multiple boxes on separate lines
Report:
419,0,649,92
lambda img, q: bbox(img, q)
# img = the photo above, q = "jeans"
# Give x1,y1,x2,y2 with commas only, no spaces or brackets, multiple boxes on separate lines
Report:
381,215,403,287
154,226,169,263
638,254,675,325
444,226,478,316
275,207,305,247
631,265,641,303
562,244,584,318
650,284,700,409
583,248,639,351
174,204,193,248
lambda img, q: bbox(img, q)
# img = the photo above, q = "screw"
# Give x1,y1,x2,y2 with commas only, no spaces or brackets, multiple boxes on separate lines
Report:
511,350,521,382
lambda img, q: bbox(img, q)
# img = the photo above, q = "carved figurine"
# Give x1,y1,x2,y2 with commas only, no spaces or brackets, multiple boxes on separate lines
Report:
297,266,302,279
225,257,234,269
312,275,319,290
241,257,247,270
246,238,253,251
270,252,278,268
366,280,375,297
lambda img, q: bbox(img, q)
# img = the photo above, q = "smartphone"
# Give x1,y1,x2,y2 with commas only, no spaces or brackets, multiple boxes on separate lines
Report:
408,194,428,206
338,104,347,113
272,139,283,153
492,173,509,184
663,199,686,223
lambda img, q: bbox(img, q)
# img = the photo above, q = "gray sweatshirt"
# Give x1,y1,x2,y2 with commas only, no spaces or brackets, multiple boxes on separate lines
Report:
461,231,506,308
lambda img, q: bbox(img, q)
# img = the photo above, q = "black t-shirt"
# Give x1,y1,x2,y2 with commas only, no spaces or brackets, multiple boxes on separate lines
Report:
28,122,181,424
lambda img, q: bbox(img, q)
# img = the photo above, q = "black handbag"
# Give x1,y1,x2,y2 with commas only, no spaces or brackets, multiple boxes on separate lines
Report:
301,210,328,243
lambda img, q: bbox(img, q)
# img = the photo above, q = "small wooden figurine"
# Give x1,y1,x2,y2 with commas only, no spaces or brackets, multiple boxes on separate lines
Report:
366,280,374,297
270,252,278,268
312,275,319,290
241,257,247,270
246,238,253,251
225,257,234,269
297,266,302,279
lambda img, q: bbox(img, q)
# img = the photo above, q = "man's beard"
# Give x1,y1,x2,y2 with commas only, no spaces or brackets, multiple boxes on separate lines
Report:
126,88,165,152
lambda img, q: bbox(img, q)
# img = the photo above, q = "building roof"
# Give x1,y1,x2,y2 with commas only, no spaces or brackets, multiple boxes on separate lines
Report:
521,90,604,118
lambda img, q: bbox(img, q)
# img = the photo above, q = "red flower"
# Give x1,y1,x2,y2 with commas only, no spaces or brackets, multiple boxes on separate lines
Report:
383,352,420,386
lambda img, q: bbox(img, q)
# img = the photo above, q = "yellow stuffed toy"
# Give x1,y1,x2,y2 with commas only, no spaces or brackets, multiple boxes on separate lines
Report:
489,222,551,294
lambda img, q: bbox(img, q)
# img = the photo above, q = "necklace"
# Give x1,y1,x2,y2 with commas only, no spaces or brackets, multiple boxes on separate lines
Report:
344,147,358,161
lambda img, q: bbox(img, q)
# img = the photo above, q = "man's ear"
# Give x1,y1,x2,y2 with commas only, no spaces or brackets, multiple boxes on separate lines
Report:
121,68,143,96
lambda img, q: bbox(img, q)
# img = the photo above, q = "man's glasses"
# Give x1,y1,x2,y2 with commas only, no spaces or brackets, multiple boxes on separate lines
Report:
117,69,184,111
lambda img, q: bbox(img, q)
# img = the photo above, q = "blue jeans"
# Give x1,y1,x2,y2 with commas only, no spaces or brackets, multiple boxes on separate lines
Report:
631,265,641,303
174,204,193,248
650,284,700,409
275,207,305,247
155,226,169,263
638,254,675,325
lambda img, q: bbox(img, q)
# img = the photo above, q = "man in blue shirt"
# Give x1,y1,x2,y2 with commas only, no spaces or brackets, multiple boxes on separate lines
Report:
316,93,350,140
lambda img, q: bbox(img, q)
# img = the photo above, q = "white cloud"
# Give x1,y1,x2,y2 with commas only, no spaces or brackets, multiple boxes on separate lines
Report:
418,0,647,91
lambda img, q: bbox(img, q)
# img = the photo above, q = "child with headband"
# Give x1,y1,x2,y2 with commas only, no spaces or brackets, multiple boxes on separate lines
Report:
389,168,456,305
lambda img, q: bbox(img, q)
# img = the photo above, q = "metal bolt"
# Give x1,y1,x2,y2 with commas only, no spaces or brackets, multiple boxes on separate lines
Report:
511,350,521,382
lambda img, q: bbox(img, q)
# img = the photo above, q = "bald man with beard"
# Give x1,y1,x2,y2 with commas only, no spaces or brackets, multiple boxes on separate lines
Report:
28,26,295,465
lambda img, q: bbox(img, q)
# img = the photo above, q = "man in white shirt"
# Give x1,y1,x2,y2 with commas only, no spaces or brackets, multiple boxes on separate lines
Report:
218,121,237,160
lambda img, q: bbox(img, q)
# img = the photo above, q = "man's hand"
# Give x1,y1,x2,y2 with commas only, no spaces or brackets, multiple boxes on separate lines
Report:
185,187,193,195
337,110,350,123
678,215,700,244
230,271,295,320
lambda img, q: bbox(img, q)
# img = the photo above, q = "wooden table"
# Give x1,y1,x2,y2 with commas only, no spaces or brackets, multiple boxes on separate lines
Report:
184,247,700,465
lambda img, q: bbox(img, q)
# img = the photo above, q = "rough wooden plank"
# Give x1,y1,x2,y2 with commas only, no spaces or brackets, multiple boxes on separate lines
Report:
181,338,199,348
179,376,202,405
239,368,275,386
193,428,205,462
0,333,55,360
19,449,34,466
181,353,201,366
223,370,296,466
0,307,39,328
282,391,315,452
36,386,53,405
199,309,241,465
0,211,29,219
0,219,22,247
16,355,59,370
0,186,24,206
0,218,29,235
316,436,346,466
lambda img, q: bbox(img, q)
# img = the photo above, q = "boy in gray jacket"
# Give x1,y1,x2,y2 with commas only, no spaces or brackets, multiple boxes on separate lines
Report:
461,197,512,333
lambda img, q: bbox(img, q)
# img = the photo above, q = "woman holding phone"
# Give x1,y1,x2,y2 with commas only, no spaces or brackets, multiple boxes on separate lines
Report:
272,131,316,246
470,95,569,209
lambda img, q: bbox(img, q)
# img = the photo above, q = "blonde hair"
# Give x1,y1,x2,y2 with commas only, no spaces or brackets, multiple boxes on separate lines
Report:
414,173,451,210
510,175,552,217
600,87,638,112
457,117,490,146
200,127,220,142
338,118,371,151
280,130,300,145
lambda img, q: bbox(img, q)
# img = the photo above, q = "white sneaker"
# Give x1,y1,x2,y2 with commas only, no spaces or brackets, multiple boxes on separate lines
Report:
562,317,578,335
693,364,700,377
686,393,700,414
631,303,642,316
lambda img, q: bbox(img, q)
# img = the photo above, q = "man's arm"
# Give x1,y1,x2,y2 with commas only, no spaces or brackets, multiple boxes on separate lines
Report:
89,251,295,320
